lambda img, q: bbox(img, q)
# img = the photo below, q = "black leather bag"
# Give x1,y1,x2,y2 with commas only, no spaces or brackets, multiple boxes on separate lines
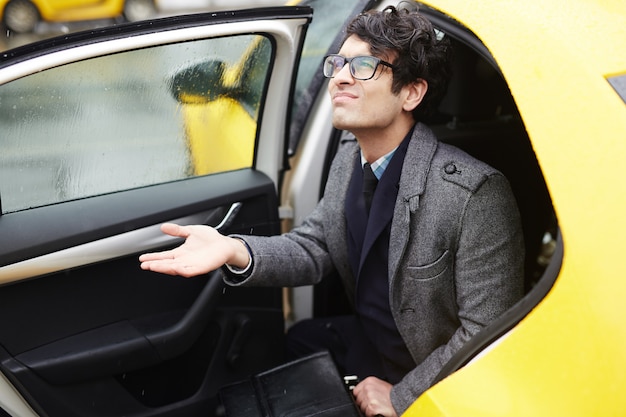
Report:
219,351,362,417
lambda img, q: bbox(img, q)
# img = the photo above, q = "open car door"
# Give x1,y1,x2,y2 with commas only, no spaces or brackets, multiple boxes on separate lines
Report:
0,7,311,417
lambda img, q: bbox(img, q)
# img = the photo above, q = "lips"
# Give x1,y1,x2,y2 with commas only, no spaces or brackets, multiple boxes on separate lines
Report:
332,91,358,104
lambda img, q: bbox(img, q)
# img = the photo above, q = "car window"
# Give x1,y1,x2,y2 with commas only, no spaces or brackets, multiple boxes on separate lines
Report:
608,73,626,104
289,0,367,154
0,33,271,213
292,0,360,101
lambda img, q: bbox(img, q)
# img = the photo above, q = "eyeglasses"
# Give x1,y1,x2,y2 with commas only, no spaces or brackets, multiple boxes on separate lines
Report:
323,54,395,81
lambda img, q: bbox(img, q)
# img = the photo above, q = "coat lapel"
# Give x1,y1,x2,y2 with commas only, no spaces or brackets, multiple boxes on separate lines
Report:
388,123,439,286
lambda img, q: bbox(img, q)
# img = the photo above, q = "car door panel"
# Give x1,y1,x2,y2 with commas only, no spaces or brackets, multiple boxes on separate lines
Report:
0,171,285,417
0,8,311,417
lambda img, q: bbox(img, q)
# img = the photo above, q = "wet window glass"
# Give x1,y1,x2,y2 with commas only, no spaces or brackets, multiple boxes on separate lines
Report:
0,34,271,213
289,0,362,153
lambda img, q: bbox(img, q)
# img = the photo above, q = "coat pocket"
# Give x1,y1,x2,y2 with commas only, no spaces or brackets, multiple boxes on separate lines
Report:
405,249,451,281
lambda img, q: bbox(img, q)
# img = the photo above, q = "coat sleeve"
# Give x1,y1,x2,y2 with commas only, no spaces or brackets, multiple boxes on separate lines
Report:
221,138,358,288
390,172,525,414
221,197,334,288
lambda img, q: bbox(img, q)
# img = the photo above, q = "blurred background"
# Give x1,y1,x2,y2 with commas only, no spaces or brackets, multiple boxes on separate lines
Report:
0,0,286,51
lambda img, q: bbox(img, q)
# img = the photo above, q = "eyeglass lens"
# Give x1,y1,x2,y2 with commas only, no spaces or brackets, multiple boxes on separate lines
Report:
323,55,381,80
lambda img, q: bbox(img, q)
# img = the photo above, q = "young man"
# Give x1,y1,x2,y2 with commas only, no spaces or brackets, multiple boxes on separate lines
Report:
140,6,524,416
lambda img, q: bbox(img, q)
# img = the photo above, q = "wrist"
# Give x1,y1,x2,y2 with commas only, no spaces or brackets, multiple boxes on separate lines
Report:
226,237,252,271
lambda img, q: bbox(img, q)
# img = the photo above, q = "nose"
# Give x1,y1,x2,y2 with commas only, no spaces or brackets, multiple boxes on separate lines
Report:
332,62,354,84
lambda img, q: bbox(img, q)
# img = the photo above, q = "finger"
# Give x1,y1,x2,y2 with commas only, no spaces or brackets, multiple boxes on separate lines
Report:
139,249,175,263
140,259,200,277
139,259,178,275
160,222,189,238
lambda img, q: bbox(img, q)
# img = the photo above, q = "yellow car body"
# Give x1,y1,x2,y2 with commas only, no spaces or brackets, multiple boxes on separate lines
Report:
404,0,626,415
177,38,265,176
0,0,125,24
182,98,256,175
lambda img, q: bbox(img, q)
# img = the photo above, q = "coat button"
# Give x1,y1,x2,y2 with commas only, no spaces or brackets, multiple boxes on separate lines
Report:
444,163,457,174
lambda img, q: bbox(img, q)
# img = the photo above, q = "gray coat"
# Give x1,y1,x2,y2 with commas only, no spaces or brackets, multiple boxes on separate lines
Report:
224,122,524,414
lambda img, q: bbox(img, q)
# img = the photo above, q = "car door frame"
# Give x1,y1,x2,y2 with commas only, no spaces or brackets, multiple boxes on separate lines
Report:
0,7,312,417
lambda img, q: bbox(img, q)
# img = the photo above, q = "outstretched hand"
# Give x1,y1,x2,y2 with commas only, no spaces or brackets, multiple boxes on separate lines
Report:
139,223,250,278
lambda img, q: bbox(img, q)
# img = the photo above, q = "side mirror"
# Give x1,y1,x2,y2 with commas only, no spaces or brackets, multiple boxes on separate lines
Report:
169,60,228,104
169,37,271,112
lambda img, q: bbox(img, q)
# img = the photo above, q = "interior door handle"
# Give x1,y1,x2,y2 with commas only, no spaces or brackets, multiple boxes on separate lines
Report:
214,202,242,231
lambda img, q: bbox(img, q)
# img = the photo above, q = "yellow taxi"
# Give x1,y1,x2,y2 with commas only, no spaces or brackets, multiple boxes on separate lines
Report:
0,0,624,416
0,0,154,33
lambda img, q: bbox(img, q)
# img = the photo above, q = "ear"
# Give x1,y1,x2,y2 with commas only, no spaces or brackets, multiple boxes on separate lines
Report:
402,79,428,112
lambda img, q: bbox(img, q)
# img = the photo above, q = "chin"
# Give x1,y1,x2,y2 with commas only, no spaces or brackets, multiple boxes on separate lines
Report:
331,115,357,131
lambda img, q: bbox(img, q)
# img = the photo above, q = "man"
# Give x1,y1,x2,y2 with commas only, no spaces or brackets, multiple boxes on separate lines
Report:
140,6,524,417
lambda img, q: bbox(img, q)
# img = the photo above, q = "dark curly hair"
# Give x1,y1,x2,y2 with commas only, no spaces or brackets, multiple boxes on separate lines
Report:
345,5,451,120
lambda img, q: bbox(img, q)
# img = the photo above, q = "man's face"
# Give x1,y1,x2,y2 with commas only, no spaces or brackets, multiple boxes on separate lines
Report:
328,35,409,135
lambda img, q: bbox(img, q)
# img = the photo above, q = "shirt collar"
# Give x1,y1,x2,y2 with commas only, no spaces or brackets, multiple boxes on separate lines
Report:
361,147,397,180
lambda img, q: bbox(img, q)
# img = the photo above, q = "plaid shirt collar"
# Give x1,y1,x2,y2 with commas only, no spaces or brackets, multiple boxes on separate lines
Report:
361,147,397,180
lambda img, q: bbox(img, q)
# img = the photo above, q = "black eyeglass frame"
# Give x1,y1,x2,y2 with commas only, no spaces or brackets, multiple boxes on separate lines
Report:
323,54,396,81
